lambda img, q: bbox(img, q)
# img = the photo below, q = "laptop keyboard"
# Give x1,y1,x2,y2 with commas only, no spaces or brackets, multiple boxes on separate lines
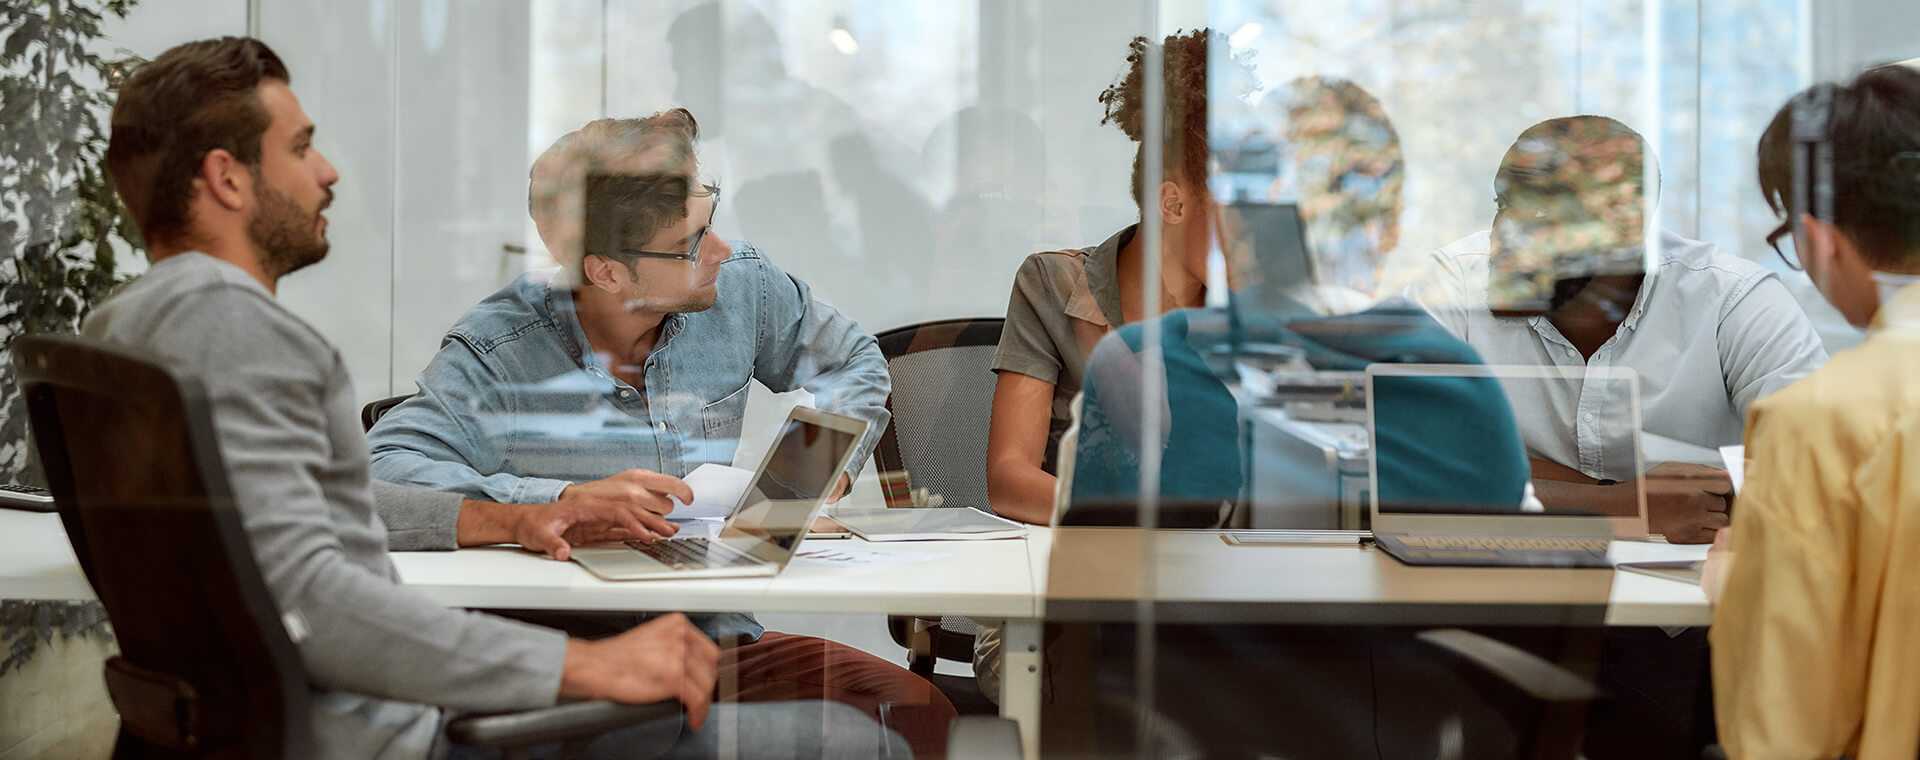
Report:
625,537,762,570
1378,534,1614,568
1395,535,1611,553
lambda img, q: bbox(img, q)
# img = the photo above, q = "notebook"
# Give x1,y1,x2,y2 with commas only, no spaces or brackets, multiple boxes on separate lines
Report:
830,507,1028,542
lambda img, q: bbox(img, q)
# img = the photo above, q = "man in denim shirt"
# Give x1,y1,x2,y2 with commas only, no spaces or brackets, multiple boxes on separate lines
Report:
367,110,952,756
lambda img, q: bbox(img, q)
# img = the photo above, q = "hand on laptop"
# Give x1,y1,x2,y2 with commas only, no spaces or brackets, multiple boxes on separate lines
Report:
559,613,720,729
1643,462,1733,544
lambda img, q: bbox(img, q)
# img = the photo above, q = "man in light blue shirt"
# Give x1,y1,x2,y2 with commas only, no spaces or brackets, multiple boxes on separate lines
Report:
366,110,953,756
1410,115,1828,543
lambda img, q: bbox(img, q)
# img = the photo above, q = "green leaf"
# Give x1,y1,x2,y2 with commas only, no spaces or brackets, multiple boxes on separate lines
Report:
1,16,38,61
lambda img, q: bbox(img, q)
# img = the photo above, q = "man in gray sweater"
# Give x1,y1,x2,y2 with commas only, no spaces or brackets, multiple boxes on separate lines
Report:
86,36,903,759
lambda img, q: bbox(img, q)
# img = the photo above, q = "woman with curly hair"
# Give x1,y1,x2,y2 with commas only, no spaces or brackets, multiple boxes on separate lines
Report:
986,28,1223,527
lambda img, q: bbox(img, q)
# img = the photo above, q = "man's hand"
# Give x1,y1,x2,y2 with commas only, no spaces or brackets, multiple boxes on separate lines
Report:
825,473,851,504
456,469,695,560
1642,462,1733,544
559,613,720,729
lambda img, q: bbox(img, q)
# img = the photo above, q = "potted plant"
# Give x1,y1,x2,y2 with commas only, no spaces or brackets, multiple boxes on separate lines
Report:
0,0,142,706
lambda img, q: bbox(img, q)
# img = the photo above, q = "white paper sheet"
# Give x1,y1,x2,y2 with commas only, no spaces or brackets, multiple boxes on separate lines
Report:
669,463,755,521
791,545,949,567
1719,445,1746,494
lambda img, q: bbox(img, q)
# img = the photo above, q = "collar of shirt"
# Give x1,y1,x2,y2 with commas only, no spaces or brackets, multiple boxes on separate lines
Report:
542,281,686,386
1871,281,1920,334
1078,223,1138,328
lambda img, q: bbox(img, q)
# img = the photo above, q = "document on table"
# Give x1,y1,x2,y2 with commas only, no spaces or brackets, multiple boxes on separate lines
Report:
669,463,754,521
1719,445,1746,494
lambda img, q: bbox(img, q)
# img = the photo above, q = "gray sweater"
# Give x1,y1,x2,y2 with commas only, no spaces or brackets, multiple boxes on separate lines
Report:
83,253,567,759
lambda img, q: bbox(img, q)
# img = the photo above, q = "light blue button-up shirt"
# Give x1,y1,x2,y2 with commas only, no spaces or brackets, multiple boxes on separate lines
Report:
1412,229,1828,481
368,240,891,512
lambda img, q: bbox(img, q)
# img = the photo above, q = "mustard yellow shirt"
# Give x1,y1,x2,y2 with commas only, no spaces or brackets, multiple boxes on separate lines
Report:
1711,284,1920,760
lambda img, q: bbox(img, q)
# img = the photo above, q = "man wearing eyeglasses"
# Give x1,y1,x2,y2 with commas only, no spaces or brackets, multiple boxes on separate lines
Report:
366,110,954,756
1408,116,1829,545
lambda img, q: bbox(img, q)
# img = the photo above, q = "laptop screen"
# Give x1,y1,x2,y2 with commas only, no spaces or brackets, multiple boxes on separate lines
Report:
1370,365,1643,518
719,414,858,557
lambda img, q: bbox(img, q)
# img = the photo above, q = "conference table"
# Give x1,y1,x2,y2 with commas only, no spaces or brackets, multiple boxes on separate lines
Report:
0,508,1711,759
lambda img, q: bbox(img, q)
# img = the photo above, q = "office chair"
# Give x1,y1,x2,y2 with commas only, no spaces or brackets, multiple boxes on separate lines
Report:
16,335,678,760
869,317,1004,715
361,392,414,431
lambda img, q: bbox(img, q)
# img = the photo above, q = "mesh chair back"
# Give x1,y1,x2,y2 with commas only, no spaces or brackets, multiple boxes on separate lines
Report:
16,335,309,758
872,319,1004,511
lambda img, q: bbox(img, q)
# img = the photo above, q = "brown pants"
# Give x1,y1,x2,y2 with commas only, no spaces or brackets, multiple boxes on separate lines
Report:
720,632,957,759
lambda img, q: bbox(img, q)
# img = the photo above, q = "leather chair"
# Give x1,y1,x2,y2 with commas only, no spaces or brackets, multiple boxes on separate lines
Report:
16,335,678,759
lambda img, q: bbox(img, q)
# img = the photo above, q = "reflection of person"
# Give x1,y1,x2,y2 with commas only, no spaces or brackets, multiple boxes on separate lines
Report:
366,111,954,754
90,37,897,758
1067,76,1528,518
1711,64,1920,760
986,29,1221,527
1411,116,1828,543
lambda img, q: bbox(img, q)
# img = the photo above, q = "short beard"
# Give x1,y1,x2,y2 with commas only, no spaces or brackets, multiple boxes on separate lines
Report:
249,180,329,279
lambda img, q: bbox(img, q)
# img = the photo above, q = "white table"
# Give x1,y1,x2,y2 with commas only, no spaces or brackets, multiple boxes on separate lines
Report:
0,509,1051,756
2,510,1713,758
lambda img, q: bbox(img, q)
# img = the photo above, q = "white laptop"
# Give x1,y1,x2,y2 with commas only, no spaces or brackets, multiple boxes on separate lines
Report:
1365,364,1649,568
570,407,869,581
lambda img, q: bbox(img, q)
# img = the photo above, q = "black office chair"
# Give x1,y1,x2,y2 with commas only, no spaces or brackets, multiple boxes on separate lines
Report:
361,392,414,432
16,335,678,759
870,318,1004,715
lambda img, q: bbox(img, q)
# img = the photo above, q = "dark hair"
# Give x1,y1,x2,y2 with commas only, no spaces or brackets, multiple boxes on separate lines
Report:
106,37,289,245
1495,115,1660,211
527,108,701,279
1758,65,1920,265
1098,29,1219,211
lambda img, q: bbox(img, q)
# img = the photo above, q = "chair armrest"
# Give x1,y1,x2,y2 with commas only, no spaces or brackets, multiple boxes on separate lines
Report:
1415,628,1600,703
446,700,683,749
947,716,1023,759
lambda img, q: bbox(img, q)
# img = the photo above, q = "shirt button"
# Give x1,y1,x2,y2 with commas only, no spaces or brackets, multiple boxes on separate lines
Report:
619,390,633,400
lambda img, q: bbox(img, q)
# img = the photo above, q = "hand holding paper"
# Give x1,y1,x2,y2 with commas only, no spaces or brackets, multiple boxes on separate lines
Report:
669,463,756,521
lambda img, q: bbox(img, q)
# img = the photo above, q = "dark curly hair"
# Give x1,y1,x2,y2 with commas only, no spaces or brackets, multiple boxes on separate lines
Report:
1098,28,1219,212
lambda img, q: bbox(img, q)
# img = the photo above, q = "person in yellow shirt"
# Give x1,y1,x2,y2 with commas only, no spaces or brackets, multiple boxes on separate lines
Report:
1710,63,1920,760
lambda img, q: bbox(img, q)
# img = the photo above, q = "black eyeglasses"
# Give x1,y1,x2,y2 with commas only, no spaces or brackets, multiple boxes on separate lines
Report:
1765,220,1801,271
594,184,721,265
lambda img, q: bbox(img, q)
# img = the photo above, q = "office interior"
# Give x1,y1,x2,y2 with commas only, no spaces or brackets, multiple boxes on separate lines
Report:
2,0,1917,758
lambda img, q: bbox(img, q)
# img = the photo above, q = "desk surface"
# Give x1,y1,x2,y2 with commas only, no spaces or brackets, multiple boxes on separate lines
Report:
0,511,1708,626
1041,529,1711,627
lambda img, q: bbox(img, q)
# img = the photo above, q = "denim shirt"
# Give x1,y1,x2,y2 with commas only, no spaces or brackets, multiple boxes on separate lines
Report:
368,241,891,521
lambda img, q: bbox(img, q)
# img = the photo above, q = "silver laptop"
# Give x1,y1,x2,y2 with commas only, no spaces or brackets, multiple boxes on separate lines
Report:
571,407,869,581
1366,364,1649,568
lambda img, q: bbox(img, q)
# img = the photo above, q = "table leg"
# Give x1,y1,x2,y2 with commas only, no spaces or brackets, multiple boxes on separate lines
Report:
1000,619,1042,759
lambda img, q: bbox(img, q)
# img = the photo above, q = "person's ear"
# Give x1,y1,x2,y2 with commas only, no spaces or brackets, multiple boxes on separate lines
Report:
1159,180,1186,226
1799,213,1842,271
197,148,250,212
580,255,628,294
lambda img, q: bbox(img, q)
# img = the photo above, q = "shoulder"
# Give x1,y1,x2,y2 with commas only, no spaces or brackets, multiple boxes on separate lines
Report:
1750,335,1920,445
1012,248,1092,296
444,271,560,354
1650,231,1777,307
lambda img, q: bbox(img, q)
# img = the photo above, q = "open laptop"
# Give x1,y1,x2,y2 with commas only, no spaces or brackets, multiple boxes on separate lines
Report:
1366,364,1649,568
570,407,869,581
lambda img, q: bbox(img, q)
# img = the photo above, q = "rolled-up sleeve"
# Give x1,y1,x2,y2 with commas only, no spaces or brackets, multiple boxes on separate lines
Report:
993,256,1066,384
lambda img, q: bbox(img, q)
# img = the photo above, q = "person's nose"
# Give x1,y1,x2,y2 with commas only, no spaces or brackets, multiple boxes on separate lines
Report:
705,235,733,266
315,148,340,190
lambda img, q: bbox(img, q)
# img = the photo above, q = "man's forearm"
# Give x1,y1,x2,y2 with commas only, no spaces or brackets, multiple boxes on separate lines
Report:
455,499,536,547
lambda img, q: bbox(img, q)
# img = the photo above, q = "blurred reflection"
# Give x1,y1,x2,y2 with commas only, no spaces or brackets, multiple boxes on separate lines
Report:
1063,76,1528,527
363,110,954,755
1408,116,1828,543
